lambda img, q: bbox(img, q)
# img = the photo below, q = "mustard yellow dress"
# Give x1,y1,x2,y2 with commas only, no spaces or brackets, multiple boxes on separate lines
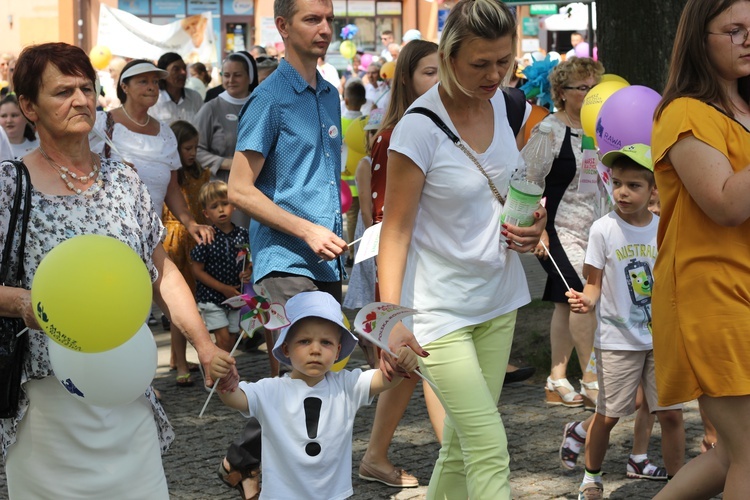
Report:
162,168,211,292
652,98,750,406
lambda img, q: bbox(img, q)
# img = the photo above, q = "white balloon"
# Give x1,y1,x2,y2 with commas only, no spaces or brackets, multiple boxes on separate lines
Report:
49,323,157,408
548,51,562,62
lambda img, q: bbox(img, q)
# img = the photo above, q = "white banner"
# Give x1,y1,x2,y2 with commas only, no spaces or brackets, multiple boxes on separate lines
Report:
97,5,217,64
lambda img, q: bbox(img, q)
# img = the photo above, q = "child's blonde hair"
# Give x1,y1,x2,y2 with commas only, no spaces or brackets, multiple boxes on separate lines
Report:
198,180,228,209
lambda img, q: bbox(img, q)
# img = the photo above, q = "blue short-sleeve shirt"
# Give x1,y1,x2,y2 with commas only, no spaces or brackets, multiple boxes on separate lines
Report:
236,59,344,283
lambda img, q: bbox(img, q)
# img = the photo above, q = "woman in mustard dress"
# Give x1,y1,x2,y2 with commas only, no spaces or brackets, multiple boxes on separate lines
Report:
651,0,750,497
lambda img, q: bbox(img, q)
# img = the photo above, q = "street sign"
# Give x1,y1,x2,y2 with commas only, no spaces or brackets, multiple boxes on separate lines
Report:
522,17,539,36
530,4,559,15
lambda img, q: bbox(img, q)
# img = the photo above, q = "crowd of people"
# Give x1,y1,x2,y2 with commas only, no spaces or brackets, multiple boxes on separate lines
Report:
1,0,750,499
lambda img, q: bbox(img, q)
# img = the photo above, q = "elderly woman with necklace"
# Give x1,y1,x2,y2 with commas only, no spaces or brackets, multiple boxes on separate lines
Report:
89,59,213,243
530,57,604,410
0,42,235,498
88,59,214,380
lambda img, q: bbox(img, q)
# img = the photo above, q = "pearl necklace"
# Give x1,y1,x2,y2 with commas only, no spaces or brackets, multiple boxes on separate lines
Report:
563,109,582,129
121,105,150,127
39,146,102,195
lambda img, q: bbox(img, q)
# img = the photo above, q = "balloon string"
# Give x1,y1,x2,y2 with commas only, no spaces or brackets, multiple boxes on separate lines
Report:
199,330,246,418
539,240,572,291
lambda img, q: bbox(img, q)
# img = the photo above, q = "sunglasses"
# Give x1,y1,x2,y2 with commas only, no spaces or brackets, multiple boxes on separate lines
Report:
256,56,278,63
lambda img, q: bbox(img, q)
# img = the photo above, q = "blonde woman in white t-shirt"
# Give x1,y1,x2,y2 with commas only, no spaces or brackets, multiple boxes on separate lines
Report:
377,1,546,498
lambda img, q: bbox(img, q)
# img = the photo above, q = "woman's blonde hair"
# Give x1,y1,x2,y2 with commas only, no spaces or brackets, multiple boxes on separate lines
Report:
548,57,604,110
438,0,517,99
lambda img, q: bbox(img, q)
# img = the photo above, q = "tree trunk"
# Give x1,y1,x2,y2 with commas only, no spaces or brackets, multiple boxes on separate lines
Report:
596,0,686,92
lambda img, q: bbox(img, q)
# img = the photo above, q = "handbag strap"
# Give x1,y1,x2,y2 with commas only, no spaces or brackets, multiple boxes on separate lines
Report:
1,160,32,287
103,111,114,159
405,106,506,205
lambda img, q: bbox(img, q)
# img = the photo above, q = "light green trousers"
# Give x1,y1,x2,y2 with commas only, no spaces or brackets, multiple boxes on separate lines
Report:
420,311,517,500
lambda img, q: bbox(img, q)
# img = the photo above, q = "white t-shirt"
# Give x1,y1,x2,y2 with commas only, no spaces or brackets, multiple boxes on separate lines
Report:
151,88,204,125
89,111,181,216
585,211,659,351
0,127,12,162
388,85,531,346
239,369,375,500
10,138,39,159
317,62,341,91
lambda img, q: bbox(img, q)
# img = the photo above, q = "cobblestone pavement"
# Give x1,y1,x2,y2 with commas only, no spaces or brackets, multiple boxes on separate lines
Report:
0,255,712,499
0,333,709,499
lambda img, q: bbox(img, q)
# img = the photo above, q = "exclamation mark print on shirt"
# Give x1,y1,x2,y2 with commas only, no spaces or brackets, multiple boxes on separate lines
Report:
304,397,322,457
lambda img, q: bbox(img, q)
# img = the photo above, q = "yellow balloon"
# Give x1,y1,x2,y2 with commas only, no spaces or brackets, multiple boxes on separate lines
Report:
380,61,396,80
345,115,368,157
340,40,357,60
600,74,629,85
89,46,112,71
580,81,629,140
331,314,352,372
32,234,152,353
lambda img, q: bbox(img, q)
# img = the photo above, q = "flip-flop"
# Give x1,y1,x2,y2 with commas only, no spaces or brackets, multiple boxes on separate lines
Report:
176,374,194,387
170,362,200,373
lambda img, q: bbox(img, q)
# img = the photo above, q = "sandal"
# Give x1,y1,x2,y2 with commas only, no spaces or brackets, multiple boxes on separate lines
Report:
217,460,260,500
176,374,194,387
170,362,200,373
579,379,599,410
546,377,584,407
560,421,585,470
626,457,668,480
700,437,716,453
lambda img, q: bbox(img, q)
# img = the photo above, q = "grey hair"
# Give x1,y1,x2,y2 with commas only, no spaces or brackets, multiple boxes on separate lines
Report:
438,0,517,98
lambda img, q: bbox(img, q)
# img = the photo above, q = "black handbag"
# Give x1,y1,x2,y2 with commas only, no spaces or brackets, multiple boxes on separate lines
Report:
0,160,32,419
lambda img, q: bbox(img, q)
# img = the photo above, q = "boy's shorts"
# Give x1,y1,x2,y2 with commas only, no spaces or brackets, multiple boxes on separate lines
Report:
198,302,240,334
595,348,682,418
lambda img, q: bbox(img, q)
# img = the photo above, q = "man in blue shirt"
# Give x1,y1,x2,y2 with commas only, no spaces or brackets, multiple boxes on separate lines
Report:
221,0,348,497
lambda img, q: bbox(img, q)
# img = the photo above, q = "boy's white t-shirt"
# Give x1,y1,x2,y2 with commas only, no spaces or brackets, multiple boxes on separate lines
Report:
239,369,376,500
388,85,531,346
585,211,659,351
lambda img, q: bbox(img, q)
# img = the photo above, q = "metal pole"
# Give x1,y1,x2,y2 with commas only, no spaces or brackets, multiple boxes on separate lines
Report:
587,2,594,57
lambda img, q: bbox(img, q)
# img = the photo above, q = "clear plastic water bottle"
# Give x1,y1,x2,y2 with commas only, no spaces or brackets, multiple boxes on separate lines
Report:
233,25,246,52
500,121,555,227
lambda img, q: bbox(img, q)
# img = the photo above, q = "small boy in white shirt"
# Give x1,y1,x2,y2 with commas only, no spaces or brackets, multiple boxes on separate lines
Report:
211,291,417,500
566,144,684,500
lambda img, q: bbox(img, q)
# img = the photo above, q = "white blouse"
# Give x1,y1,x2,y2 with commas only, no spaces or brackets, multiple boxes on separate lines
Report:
89,111,181,216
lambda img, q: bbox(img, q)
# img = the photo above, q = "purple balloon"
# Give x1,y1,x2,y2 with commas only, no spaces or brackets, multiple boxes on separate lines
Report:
595,85,662,155
574,42,590,58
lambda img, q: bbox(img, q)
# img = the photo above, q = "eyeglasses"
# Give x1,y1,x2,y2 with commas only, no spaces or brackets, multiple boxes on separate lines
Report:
563,85,593,92
256,56,278,63
706,26,749,45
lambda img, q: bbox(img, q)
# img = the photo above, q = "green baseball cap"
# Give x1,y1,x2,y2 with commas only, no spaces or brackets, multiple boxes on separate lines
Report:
600,143,653,172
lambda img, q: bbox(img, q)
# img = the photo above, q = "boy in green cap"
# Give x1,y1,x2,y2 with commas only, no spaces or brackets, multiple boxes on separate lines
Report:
566,144,685,500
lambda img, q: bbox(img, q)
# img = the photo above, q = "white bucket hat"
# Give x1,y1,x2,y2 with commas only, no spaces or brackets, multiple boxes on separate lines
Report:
272,291,358,366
